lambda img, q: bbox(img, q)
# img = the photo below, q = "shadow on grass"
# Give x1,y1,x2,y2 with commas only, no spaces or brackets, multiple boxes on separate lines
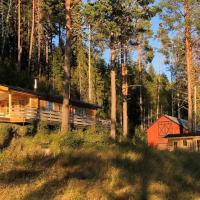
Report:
2,141,200,200
0,155,58,185
21,152,105,200
111,142,200,200
0,169,41,185
22,177,68,200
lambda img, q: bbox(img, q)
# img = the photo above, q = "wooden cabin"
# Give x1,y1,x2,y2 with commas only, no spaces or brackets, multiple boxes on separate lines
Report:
147,115,189,150
0,83,101,128
166,134,200,152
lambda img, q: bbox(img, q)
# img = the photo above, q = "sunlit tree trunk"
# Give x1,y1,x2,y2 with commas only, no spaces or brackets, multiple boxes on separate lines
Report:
37,0,42,76
45,30,49,66
110,33,116,140
184,1,193,132
45,29,49,77
121,44,128,138
28,0,35,73
1,0,12,58
61,0,71,132
138,42,143,129
156,54,161,119
17,0,21,72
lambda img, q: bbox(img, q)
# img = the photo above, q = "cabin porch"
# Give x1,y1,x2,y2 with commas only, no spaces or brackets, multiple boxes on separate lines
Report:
0,86,99,127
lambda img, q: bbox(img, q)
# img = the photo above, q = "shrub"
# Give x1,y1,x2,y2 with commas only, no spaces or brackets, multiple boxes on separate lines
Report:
37,121,49,134
17,124,35,137
133,127,147,145
0,123,14,149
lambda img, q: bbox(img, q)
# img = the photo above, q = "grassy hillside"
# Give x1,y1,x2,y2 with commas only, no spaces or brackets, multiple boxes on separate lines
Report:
0,129,200,200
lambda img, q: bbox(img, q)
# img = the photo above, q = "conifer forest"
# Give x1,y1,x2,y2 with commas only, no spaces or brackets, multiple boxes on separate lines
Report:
0,0,200,199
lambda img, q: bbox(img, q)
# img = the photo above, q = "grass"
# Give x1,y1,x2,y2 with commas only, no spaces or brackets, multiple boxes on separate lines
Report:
0,130,200,200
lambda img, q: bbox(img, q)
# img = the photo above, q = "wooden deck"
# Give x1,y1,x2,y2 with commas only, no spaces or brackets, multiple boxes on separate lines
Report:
0,107,110,128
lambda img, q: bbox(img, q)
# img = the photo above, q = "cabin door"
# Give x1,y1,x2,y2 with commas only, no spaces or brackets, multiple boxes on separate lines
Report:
174,142,178,150
197,140,200,152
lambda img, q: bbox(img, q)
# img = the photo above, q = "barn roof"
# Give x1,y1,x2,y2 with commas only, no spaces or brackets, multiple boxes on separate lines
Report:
0,83,101,109
147,114,200,132
164,115,188,130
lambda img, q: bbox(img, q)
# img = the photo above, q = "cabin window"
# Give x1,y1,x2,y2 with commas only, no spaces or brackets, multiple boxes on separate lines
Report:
19,100,25,111
58,104,62,112
174,142,178,150
6,102,9,114
183,140,187,146
46,101,53,111
75,107,86,116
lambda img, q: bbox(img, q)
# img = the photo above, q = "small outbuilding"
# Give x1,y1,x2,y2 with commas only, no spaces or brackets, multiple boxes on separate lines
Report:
147,115,189,150
165,134,200,152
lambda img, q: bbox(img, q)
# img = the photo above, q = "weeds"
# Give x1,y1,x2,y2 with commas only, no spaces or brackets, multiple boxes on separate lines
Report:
0,128,200,199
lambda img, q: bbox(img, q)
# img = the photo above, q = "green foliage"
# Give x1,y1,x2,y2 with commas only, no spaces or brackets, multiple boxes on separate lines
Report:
1,129,200,199
50,47,64,95
0,124,14,149
17,124,36,137
133,127,147,145
62,128,111,149
37,121,50,134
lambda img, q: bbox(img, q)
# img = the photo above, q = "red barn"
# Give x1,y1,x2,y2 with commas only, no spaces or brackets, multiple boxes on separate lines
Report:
147,115,189,150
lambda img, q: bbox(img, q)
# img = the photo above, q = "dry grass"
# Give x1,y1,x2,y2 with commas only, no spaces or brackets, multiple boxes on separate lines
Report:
0,131,200,200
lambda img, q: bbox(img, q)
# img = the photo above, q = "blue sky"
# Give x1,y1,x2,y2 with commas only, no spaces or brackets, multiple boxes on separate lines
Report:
102,0,171,79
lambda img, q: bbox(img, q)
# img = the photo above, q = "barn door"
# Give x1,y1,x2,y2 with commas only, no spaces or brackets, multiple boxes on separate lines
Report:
158,121,173,136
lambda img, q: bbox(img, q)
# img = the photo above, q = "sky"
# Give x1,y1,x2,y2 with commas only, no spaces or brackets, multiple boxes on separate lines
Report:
102,0,171,79
81,0,171,79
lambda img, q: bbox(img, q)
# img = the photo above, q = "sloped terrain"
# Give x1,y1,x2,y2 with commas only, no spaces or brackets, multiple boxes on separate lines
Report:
0,131,200,200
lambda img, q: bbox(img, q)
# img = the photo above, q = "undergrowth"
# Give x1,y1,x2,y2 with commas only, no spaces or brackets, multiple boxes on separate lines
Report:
0,127,200,200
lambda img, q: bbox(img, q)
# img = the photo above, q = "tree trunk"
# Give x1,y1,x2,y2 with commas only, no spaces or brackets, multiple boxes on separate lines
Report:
61,0,71,132
17,0,21,72
110,33,116,140
45,30,49,66
156,54,161,119
88,24,92,102
28,0,35,73
1,0,12,58
121,44,128,138
184,1,193,132
138,43,143,129
177,92,180,118
37,0,42,76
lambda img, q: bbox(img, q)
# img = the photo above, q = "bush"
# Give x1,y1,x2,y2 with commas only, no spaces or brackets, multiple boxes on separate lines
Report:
37,121,49,134
132,127,147,145
17,124,35,137
0,123,14,149
61,128,111,149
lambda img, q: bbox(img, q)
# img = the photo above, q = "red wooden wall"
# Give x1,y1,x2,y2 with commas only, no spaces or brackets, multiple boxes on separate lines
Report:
147,115,188,150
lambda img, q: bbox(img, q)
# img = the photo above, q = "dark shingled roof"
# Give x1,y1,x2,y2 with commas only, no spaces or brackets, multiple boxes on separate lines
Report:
165,133,200,139
164,115,188,129
0,82,101,109
164,115,200,132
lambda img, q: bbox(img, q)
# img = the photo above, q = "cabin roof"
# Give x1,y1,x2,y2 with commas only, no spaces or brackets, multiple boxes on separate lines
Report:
165,133,200,139
0,83,101,109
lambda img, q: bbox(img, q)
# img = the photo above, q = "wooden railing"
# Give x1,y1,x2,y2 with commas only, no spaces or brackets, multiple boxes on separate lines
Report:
40,110,61,123
0,107,111,128
97,118,111,129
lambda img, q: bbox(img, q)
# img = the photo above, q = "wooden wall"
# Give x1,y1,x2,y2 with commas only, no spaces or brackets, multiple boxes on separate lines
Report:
147,115,188,150
168,137,200,151
0,89,97,119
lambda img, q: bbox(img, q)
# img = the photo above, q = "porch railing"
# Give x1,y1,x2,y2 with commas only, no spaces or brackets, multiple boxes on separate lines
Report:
0,107,111,128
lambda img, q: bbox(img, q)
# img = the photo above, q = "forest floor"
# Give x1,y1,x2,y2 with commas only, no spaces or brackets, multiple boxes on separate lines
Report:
0,130,200,200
